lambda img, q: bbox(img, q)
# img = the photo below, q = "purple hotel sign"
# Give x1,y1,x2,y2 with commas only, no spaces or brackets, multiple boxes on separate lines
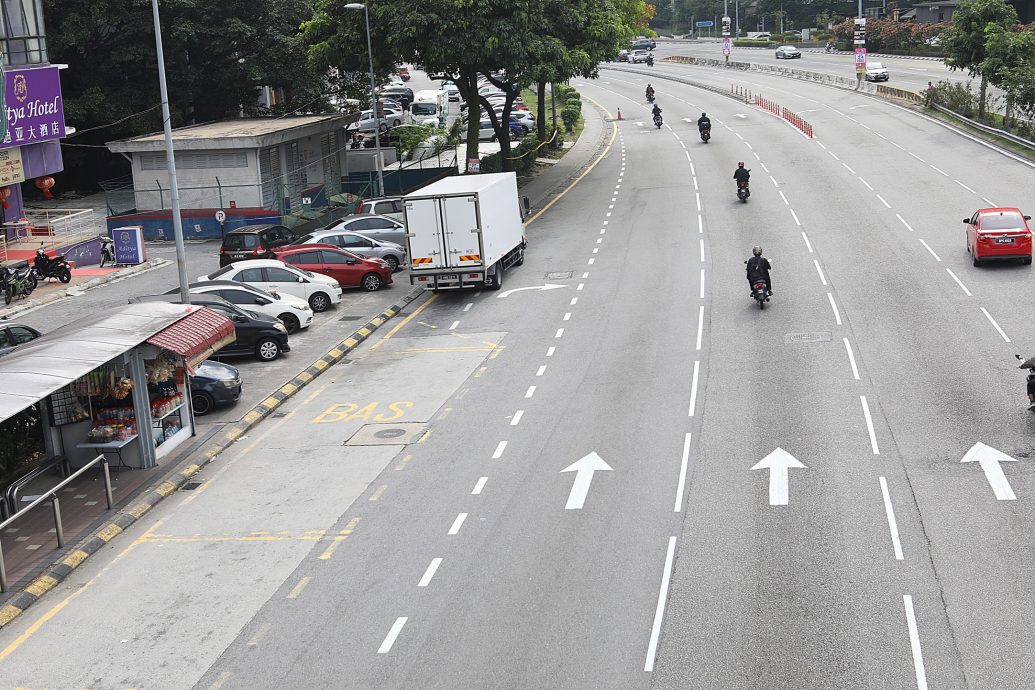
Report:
0,66,65,150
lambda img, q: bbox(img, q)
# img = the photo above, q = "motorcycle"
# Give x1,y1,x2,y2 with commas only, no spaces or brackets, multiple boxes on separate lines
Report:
700,125,711,143
1015,355,1035,410
737,179,750,202
2,265,37,305
825,44,836,53
646,54,655,67
751,278,770,309
646,92,655,103
99,235,115,267
653,112,663,129
32,243,72,283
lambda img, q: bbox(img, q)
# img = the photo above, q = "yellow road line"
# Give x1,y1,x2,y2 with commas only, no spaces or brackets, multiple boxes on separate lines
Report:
317,517,360,560
394,454,413,471
371,293,440,349
208,671,232,690
438,407,453,420
247,622,272,648
369,485,388,501
286,576,312,599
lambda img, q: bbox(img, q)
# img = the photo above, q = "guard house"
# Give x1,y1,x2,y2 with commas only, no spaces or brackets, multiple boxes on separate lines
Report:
104,115,357,239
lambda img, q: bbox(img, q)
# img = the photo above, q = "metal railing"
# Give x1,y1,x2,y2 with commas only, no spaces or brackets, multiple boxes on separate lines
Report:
3,454,70,520
930,103,1035,151
0,454,113,592
0,235,7,264
18,208,99,237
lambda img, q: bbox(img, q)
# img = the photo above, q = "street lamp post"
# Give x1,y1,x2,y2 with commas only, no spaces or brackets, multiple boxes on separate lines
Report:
149,0,189,304
345,3,385,197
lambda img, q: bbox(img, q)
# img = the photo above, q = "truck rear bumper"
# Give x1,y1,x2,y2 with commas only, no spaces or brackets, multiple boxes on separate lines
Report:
411,270,488,290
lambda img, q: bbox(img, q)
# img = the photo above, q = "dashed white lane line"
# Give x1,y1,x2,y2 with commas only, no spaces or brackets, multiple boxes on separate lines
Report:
449,320,460,330
699,269,705,299
511,410,524,426
696,193,701,211
945,269,973,296
828,151,841,161
695,305,704,350
790,209,801,226
463,303,473,312
492,441,508,459
843,338,861,380
378,617,408,653
876,194,891,209
699,239,705,262
981,307,1011,342
582,272,589,278
674,433,692,513
861,395,881,455
919,239,942,262
892,141,906,150
418,558,443,587
858,177,873,190
771,176,780,188
685,151,691,163
759,161,770,173
981,196,996,206
879,477,905,560
472,477,487,494
778,190,789,205
910,152,926,163
525,385,536,399
843,163,856,174
688,361,700,417
577,283,585,291
690,163,696,176
801,232,814,253
735,132,744,140
644,536,678,672
875,132,888,140
546,346,556,356
903,595,929,690
827,292,842,325
592,248,599,254
447,513,468,536
536,365,547,376
955,179,977,194
896,214,915,232
588,258,595,265
929,164,948,177
813,260,827,285
744,141,753,150
570,297,578,305
816,141,827,149
753,152,761,160
693,177,699,191
698,215,703,234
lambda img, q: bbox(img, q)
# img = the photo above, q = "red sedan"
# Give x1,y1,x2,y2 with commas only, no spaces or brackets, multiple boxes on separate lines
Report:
965,207,1033,266
273,244,392,291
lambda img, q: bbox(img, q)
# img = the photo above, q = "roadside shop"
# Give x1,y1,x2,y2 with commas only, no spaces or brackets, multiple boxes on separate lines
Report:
0,303,234,474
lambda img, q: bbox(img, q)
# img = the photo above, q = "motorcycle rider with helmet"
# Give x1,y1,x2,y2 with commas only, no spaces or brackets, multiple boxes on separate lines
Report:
697,112,711,135
746,246,773,297
645,84,655,102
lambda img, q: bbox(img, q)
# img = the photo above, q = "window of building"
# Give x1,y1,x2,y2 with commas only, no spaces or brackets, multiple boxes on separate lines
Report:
139,151,248,171
0,0,47,65
259,146,281,210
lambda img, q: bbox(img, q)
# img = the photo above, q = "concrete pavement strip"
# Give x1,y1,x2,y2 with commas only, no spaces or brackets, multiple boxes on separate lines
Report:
0,285,424,629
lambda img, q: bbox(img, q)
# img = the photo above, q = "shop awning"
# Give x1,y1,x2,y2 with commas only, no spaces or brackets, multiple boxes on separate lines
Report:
146,307,236,367
0,303,235,423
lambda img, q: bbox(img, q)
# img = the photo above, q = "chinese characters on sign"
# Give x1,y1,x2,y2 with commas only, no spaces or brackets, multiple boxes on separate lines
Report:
0,66,66,150
0,147,25,185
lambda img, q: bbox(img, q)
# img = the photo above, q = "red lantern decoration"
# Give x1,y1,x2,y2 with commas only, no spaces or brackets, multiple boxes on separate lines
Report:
0,187,11,210
35,176,55,199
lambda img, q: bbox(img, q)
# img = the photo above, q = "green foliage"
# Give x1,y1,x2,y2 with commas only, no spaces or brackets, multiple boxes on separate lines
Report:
478,132,543,175
928,79,980,116
981,25,1035,125
942,0,1020,116
396,124,441,158
733,39,773,47
831,17,950,54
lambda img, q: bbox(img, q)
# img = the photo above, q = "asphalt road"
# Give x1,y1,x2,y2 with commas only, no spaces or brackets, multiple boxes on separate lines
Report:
2,62,1035,689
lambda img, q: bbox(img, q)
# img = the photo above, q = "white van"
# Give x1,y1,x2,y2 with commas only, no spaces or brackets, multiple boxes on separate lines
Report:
411,90,449,127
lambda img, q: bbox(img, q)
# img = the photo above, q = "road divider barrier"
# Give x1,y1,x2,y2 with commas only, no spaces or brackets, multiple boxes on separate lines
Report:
731,86,814,138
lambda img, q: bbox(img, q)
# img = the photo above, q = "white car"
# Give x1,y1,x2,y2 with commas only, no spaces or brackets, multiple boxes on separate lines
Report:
629,49,650,63
172,280,313,333
864,62,890,81
347,108,402,132
199,259,342,313
497,109,535,129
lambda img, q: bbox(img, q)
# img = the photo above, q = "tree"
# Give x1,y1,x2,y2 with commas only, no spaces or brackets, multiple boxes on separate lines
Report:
980,24,1035,125
943,0,1019,118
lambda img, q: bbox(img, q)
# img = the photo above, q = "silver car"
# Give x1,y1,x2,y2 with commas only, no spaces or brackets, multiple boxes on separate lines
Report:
321,213,408,248
775,45,801,59
291,230,407,272
356,196,404,221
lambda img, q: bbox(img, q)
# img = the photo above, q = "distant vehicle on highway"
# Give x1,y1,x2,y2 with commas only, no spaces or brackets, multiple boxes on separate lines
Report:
617,49,629,62
775,45,801,59
631,37,656,50
964,207,1033,266
629,49,651,64
864,62,890,81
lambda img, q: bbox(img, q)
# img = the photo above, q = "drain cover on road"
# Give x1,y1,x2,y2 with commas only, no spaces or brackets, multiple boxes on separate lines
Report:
545,271,573,280
345,422,429,446
784,332,832,343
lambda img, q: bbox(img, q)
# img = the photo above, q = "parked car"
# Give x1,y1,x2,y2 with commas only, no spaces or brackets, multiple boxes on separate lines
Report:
321,214,408,247
381,86,414,108
272,245,392,291
775,45,801,59
0,322,42,357
162,281,313,333
398,67,411,81
356,196,404,221
497,108,536,130
190,360,242,415
346,108,403,133
132,294,290,361
219,224,296,267
290,230,407,272
964,207,1033,266
864,62,890,81
199,259,343,312
460,117,527,141
629,49,650,64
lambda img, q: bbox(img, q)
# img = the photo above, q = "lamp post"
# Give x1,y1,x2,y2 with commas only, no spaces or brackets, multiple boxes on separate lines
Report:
345,3,385,197
150,0,189,303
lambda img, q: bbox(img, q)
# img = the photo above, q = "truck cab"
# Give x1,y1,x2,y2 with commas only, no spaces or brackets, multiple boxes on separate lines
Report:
411,90,449,127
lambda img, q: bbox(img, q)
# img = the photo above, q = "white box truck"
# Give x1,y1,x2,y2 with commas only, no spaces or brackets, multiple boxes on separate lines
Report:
410,89,449,127
405,172,527,291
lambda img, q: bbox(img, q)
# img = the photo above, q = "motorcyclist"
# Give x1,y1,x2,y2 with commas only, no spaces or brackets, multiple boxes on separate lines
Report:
746,246,773,296
734,161,750,185
651,102,662,121
825,41,835,53
646,53,655,66
1027,370,1035,410
645,84,655,101
697,112,711,134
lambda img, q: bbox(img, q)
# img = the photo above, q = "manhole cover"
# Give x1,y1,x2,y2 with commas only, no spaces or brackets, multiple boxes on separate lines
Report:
784,332,832,343
345,422,429,446
182,482,202,491
545,271,573,280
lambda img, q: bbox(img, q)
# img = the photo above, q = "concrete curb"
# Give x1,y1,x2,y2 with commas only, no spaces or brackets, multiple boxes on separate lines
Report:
0,258,172,321
0,285,425,630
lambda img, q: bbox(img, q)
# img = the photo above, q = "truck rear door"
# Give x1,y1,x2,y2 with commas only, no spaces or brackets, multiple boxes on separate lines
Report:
441,195,483,269
405,198,447,270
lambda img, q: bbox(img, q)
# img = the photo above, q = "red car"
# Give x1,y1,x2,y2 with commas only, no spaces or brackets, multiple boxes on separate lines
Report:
965,207,1033,266
273,244,392,291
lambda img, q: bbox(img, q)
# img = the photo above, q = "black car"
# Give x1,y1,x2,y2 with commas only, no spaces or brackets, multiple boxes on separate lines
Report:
130,294,290,361
219,224,296,267
0,322,42,357
190,360,242,415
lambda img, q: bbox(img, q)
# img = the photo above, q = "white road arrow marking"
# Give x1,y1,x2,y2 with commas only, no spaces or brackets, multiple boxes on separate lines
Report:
961,442,1017,500
751,448,807,506
849,104,873,110
496,283,567,299
734,113,747,118
561,452,613,509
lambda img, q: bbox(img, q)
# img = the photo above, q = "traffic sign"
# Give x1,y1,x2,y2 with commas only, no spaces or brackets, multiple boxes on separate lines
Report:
722,38,732,55
214,210,226,223
695,20,714,27
855,47,867,73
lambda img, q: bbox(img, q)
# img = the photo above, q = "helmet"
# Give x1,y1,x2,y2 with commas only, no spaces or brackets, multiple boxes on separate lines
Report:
701,112,707,118
738,161,745,168
752,246,763,256
647,83,652,87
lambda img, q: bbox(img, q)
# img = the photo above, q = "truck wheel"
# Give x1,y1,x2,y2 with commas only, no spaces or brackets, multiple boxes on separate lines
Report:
514,249,525,266
487,265,503,291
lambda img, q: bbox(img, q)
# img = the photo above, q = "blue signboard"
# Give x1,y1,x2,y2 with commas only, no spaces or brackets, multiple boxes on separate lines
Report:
111,226,146,265
696,20,714,27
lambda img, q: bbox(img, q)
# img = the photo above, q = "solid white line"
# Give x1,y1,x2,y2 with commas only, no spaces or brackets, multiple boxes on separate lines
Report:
879,477,905,560
536,365,547,376
674,434,692,512
378,617,408,653
463,303,473,312
685,151,692,163
861,395,880,455
945,268,972,296
896,214,915,232
903,595,929,690
910,152,927,163
699,239,705,262
688,361,700,417
779,190,789,204
525,385,536,398
472,477,487,494
546,346,556,356
981,307,1011,342
843,163,856,174
695,305,704,350
929,164,948,177
492,441,507,459
955,179,976,194
449,320,459,330
447,513,468,535
511,410,524,426
827,292,842,325
801,231,814,253
813,259,827,285
790,209,801,226
644,536,678,672
843,338,860,380
876,194,891,209
699,269,705,299
418,558,443,586
981,196,996,206
918,239,941,261
555,328,564,338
